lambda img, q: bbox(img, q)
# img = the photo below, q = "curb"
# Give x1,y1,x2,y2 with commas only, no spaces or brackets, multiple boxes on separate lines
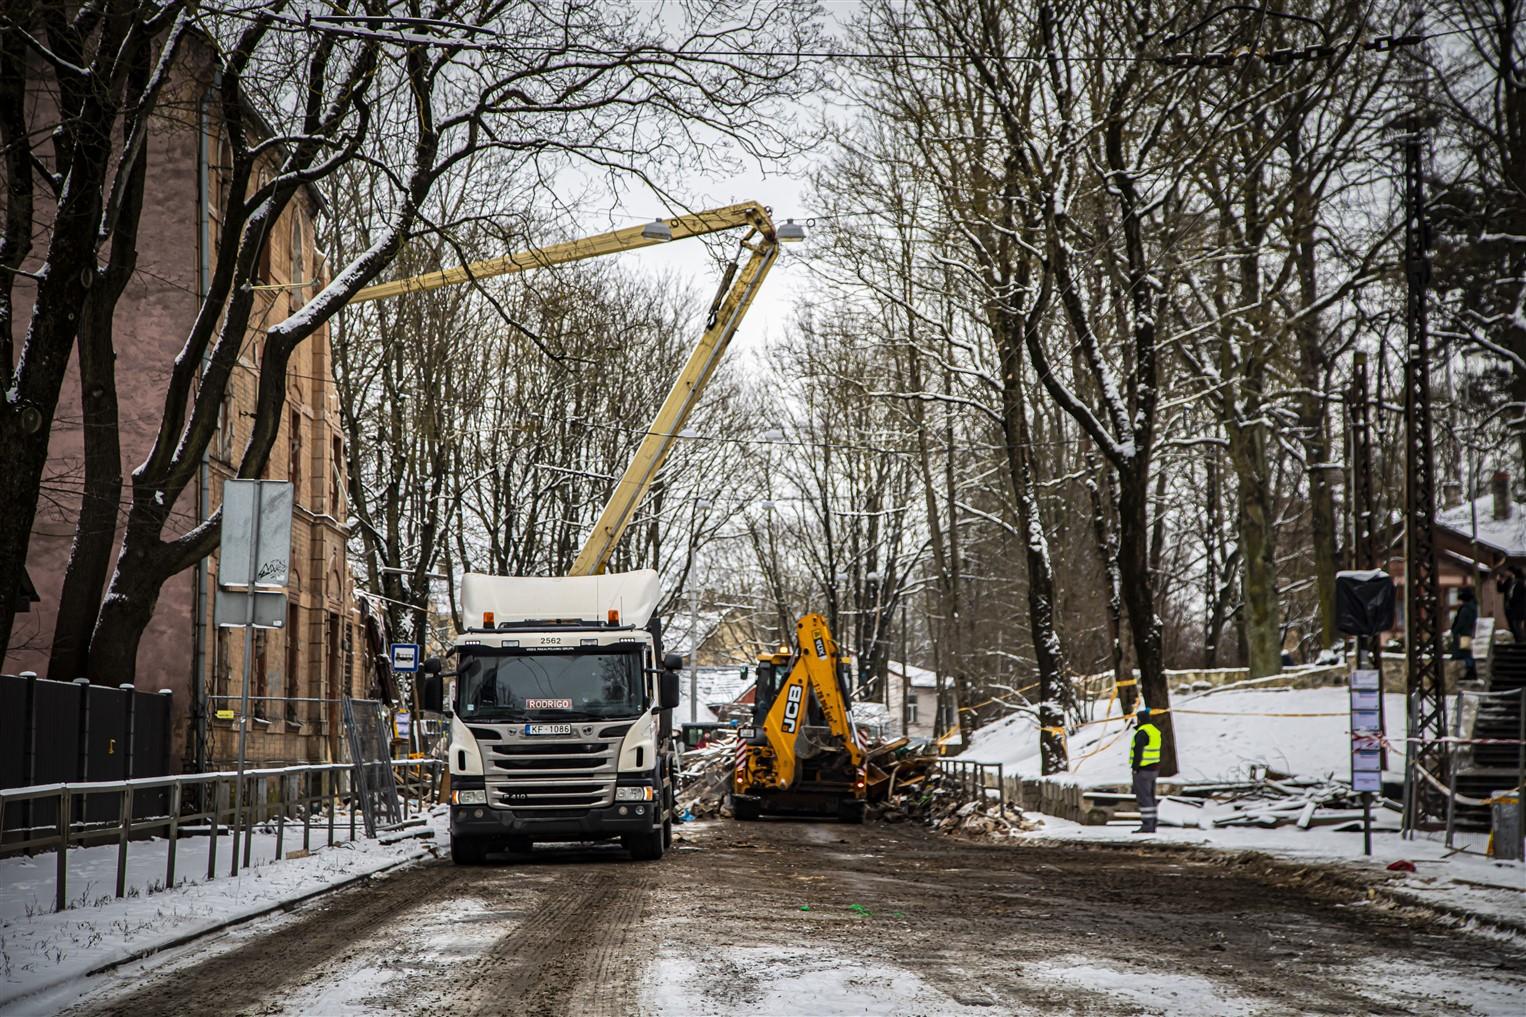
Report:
0,845,433,1013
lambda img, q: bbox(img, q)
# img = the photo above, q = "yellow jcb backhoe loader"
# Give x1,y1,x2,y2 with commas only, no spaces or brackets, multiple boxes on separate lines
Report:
730,613,868,823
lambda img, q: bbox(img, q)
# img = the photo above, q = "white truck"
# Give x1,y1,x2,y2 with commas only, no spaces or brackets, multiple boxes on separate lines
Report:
419,570,682,863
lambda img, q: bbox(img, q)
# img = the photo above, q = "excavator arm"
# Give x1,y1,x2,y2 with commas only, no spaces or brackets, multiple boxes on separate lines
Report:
348,201,789,576
751,613,865,789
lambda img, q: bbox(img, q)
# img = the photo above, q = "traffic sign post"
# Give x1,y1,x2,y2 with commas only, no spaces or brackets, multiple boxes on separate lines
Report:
218,480,293,877
1351,668,1383,856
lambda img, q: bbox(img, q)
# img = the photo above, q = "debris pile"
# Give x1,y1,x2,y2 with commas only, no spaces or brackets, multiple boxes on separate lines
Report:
676,731,1042,836
1163,771,1402,832
867,741,1042,836
676,732,743,818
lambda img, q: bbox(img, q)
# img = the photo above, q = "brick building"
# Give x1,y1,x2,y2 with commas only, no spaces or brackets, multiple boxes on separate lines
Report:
4,33,367,770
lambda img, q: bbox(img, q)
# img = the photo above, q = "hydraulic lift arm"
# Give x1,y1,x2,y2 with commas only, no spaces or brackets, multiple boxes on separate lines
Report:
755,613,865,788
348,201,787,576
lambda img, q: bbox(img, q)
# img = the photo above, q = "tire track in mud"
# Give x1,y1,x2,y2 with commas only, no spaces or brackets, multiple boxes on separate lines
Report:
65,862,472,1017
433,863,657,1017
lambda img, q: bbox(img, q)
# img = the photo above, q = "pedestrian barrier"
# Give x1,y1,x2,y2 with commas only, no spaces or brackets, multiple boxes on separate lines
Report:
936,759,1009,816
0,758,441,914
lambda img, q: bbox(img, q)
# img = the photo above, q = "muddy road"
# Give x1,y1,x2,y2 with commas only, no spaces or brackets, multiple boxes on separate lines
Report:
61,819,1526,1016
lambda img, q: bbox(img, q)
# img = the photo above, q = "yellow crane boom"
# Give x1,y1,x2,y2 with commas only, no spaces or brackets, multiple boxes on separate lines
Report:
348,201,792,576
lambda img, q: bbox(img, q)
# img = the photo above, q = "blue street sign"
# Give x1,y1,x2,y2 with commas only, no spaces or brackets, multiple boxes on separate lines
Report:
390,643,421,673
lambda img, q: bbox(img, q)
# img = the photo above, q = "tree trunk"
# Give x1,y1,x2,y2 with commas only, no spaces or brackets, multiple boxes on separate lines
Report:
1087,455,1126,709
1292,169,1338,650
49,296,123,682
86,509,203,682
1115,464,1176,775
1012,411,1069,773
1226,416,1282,678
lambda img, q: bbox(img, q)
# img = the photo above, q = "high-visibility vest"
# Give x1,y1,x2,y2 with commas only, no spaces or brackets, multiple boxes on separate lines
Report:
1136,723,1162,767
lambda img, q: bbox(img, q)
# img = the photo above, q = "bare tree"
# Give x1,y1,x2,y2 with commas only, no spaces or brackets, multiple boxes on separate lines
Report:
2,0,819,677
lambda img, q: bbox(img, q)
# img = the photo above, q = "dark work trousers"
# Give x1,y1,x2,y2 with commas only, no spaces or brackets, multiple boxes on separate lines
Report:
1132,766,1160,831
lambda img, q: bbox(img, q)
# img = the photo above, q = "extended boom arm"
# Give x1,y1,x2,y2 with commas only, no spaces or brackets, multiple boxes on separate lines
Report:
348,202,785,576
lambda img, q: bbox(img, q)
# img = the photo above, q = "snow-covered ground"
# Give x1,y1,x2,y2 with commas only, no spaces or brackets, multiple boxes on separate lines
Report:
956,684,1524,932
1017,815,1525,935
960,684,1408,785
0,810,445,1013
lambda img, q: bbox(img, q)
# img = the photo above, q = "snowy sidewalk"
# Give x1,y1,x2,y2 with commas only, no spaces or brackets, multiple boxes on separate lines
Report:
0,810,446,1013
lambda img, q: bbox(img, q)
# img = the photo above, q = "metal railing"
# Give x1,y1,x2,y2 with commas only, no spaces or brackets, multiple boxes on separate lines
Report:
0,758,441,914
937,759,1009,816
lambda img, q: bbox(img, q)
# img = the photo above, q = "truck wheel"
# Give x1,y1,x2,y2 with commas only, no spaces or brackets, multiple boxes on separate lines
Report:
837,800,867,825
733,797,762,821
451,835,487,865
662,817,673,849
624,826,666,861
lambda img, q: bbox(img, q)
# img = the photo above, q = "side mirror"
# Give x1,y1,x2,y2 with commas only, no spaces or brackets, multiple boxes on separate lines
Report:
419,674,444,713
422,656,443,675
659,669,681,711
663,653,684,672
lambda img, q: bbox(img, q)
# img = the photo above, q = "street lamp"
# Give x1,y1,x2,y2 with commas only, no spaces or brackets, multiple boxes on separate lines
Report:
777,219,807,243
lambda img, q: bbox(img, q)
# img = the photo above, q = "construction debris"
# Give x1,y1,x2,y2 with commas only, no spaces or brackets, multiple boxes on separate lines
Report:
1160,771,1402,831
676,730,1043,837
677,732,744,818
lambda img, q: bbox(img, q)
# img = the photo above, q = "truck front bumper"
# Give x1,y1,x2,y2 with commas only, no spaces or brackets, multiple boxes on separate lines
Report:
450,802,659,841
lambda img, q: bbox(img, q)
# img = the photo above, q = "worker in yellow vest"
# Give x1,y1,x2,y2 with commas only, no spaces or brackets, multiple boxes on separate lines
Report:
1131,706,1162,834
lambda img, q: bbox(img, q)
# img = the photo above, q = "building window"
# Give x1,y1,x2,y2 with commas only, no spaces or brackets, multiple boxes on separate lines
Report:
907,698,919,726
327,611,341,706
253,631,269,720
290,214,306,308
343,621,355,697
286,603,301,725
289,409,302,505
214,628,231,702
253,174,272,284
330,434,343,515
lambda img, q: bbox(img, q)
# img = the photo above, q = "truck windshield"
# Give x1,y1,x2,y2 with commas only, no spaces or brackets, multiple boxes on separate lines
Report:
457,650,643,720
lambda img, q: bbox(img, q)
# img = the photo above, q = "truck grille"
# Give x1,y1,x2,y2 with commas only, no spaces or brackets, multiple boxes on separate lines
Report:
472,726,620,810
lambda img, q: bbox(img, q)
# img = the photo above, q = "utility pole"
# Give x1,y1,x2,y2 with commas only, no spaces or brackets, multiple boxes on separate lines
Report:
688,583,699,724
1348,352,1388,766
1399,117,1449,834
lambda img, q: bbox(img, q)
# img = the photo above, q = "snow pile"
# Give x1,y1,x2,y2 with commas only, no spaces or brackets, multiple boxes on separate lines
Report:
959,685,1408,785
0,810,446,1012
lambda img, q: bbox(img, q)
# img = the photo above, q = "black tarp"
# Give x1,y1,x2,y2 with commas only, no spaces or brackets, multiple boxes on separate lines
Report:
1335,570,1396,636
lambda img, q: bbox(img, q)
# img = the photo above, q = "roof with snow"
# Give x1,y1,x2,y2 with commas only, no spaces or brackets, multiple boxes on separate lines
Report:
675,665,755,724
660,609,726,656
886,659,939,689
1437,495,1526,557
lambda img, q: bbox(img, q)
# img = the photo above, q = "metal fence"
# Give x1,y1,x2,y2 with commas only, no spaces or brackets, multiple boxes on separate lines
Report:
937,758,1011,816
1,673,174,833
343,696,402,836
0,758,441,914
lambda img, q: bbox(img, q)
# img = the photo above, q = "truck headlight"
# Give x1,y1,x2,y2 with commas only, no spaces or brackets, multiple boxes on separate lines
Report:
614,786,654,802
452,789,487,805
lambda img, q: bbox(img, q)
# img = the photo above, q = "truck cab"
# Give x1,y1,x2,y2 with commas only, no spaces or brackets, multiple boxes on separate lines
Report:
421,570,681,863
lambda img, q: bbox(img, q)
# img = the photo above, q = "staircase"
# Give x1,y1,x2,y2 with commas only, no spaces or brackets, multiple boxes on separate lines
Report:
1452,642,1526,830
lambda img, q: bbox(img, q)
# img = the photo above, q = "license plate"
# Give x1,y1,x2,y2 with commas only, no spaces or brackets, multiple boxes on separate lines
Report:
525,723,572,736
737,727,756,739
